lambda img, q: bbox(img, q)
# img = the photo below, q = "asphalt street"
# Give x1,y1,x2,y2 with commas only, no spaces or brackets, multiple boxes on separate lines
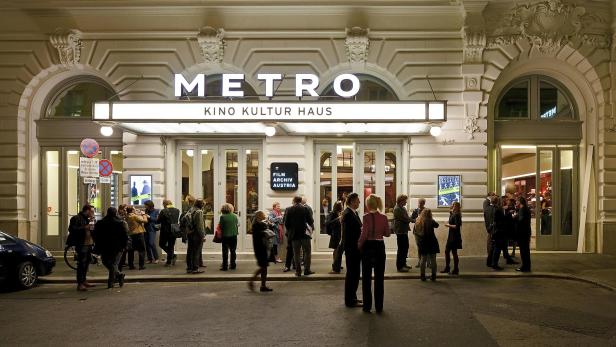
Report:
1,277,616,346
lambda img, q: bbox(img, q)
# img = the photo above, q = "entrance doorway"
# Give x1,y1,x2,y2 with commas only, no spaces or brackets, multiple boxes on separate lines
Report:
178,143,262,252
498,145,578,250
315,143,402,251
41,147,123,250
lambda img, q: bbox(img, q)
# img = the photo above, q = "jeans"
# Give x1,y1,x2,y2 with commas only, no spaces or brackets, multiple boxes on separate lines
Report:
159,231,176,264
186,237,203,271
76,245,92,285
128,233,146,269
332,242,344,272
444,247,459,270
222,236,238,269
344,248,361,306
101,252,123,287
144,230,159,261
396,234,410,270
361,241,386,312
292,238,312,275
420,253,437,278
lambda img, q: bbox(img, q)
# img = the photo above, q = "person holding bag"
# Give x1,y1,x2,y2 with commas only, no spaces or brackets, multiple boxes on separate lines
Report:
219,203,239,271
249,211,275,292
358,194,391,313
415,208,440,281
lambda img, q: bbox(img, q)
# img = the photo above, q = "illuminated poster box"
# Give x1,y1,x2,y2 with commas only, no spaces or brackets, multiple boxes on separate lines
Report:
437,175,461,207
130,175,153,206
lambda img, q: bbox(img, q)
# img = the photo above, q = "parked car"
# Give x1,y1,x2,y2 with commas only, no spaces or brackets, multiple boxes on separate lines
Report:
0,231,56,290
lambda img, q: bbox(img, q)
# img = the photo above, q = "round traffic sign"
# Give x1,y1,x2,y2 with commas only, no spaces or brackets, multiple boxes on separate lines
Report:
80,138,100,158
99,159,113,177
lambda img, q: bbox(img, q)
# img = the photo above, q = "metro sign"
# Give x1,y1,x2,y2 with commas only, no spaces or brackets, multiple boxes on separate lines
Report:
174,73,360,98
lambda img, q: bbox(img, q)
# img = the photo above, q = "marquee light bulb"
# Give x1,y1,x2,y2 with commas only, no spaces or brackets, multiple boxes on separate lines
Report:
186,149,194,157
100,126,114,137
429,126,442,137
265,126,276,137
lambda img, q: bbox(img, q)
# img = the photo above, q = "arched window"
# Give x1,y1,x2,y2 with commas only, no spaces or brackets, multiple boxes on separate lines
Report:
179,74,258,100
497,76,575,120
321,74,398,101
46,78,117,118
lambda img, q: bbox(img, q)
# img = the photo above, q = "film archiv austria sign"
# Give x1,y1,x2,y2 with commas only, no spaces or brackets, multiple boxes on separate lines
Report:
93,73,446,122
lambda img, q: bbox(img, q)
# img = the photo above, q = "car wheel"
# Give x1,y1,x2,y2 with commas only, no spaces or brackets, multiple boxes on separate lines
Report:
16,261,38,290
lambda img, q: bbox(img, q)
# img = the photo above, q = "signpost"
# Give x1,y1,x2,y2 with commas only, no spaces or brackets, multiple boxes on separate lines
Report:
270,163,299,191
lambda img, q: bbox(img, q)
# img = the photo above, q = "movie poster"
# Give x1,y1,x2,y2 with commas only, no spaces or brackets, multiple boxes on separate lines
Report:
437,175,461,207
130,175,152,205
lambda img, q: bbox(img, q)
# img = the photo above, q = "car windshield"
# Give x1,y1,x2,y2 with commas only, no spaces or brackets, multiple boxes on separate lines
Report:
0,231,16,245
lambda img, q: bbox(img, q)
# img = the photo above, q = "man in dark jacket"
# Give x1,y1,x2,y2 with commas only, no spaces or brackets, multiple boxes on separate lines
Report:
187,199,206,274
515,197,532,272
158,199,181,266
393,194,412,272
342,193,362,307
94,207,129,288
410,198,427,268
284,196,314,277
483,192,496,267
68,204,95,291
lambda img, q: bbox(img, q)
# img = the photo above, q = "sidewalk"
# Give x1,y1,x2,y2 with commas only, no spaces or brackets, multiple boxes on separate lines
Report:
42,253,616,291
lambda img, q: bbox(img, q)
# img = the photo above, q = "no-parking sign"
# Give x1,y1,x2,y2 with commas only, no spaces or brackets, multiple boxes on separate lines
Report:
99,159,113,177
80,138,100,158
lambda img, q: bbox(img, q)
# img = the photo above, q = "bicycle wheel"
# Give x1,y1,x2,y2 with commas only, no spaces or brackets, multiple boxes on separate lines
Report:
64,245,78,270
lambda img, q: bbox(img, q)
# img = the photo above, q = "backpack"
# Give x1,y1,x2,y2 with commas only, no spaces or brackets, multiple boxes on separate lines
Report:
179,209,195,237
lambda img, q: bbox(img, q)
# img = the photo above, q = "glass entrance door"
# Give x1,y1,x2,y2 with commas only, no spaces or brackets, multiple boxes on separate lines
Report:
314,143,401,251
178,144,261,252
499,145,578,251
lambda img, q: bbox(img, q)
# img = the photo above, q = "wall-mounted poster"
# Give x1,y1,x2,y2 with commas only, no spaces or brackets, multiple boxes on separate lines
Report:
437,175,461,207
130,175,152,205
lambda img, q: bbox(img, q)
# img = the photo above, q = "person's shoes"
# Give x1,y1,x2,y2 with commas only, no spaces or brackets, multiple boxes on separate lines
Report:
295,272,302,277
283,267,291,272
260,286,273,292
171,255,177,266
230,264,237,270
153,260,159,264
118,273,125,287
248,281,255,292
191,270,204,274
275,258,282,263
83,282,96,288
328,270,341,274
397,268,410,273
128,266,136,270
506,259,519,265
199,264,207,268
403,265,411,270
440,267,450,274
186,270,193,274
147,260,153,264
451,268,459,275
430,274,437,282
362,308,371,313
138,266,146,270
420,275,427,281
220,267,228,271
77,284,88,291
304,271,315,276
164,263,172,267
107,282,113,289
492,266,504,271
376,308,383,314
516,268,531,272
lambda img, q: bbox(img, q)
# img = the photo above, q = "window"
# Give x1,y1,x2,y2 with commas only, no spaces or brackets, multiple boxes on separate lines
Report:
46,80,116,118
496,76,575,120
321,74,398,101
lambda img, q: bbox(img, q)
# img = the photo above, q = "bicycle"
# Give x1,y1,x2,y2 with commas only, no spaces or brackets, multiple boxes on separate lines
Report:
64,245,100,270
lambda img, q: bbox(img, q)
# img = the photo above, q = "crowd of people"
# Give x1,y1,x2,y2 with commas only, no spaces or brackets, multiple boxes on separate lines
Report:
66,190,532,313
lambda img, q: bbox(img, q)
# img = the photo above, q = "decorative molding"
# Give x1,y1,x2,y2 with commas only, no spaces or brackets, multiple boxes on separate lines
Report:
49,28,82,66
197,26,225,63
463,112,480,140
486,0,611,53
462,28,486,63
465,77,479,90
441,138,456,145
345,27,369,64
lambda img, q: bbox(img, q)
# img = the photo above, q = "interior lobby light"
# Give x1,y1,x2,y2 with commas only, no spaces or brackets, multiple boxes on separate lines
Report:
100,126,114,137
429,126,442,137
265,126,276,137
186,149,194,157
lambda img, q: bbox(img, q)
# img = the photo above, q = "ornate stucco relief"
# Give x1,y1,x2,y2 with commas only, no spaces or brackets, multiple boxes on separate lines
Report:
345,27,369,64
197,26,225,63
49,28,82,66
463,28,487,64
485,0,611,53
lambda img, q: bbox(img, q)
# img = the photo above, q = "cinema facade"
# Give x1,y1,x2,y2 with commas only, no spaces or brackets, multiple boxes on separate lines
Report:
1,0,615,255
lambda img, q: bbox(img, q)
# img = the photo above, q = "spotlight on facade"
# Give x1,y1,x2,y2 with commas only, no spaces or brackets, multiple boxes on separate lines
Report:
265,126,276,137
186,149,194,157
100,126,114,137
429,126,442,137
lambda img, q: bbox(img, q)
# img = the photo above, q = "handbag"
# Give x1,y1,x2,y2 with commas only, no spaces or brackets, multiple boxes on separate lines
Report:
170,223,182,238
213,223,223,243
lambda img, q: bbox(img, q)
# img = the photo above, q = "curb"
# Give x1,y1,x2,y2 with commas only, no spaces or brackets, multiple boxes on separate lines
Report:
39,272,616,291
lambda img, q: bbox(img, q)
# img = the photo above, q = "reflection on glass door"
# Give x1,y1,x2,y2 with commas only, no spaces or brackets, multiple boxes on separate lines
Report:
43,150,60,248
246,150,259,235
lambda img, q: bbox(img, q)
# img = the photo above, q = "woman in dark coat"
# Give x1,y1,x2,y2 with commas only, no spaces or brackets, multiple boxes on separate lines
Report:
249,211,273,292
414,208,440,281
326,201,344,273
442,201,462,275
515,196,532,272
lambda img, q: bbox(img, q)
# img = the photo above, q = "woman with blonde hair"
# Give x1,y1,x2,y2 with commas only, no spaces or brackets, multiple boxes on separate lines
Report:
249,210,274,292
442,201,462,275
219,203,239,271
414,208,440,281
358,194,391,313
